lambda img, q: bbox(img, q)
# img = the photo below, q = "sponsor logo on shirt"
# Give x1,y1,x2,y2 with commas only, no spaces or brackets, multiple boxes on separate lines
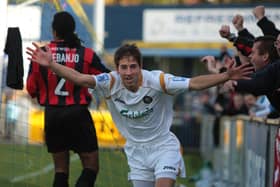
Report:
120,107,153,119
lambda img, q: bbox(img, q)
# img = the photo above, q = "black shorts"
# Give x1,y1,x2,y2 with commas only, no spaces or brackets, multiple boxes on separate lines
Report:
44,105,98,153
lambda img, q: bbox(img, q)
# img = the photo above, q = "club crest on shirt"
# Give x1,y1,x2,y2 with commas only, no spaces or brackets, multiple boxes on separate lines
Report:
143,96,153,104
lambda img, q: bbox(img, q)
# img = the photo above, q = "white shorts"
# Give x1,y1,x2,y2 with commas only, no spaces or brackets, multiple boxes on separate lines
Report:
124,133,186,182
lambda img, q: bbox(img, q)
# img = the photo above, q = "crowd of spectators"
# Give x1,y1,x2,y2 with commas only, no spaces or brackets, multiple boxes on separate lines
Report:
198,5,280,121
188,6,280,186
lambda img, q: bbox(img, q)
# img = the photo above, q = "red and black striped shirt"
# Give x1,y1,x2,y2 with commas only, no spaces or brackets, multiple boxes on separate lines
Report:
26,41,110,106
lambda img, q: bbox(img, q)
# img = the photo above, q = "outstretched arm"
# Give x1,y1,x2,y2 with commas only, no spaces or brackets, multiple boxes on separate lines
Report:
254,6,280,37
189,61,253,91
26,42,96,88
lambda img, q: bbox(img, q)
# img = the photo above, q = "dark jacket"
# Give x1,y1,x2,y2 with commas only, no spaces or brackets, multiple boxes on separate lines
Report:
235,60,280,111
257,16,280,37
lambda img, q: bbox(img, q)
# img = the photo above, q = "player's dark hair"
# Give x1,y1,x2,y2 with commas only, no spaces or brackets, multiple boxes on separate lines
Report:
114,43,142,67
254,36,279,63
52,11,81,48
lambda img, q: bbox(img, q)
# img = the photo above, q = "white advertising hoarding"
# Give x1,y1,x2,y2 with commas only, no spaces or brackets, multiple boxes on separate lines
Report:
7,5,41,40
143,8,280,42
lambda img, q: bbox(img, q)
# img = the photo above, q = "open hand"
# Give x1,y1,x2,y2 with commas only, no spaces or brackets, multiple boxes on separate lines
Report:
26,42,53,67
221,80,237,92
226,62,254,80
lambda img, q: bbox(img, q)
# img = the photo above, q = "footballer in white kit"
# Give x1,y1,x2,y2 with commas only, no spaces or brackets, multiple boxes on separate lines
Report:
94,70,189,182
27,42,253,187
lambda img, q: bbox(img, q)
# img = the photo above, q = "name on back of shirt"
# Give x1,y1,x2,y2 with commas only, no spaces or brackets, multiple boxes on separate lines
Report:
51,47,79,63
52,53,79,63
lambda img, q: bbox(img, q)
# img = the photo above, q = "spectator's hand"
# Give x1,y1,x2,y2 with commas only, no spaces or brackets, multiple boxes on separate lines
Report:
201,55,216,64
219,25,231,39
232,14,244,32
214,103,224,112
253,6,265,21
226,62,254,80
224,56,235,69
221,80,237,92
201,56,220,74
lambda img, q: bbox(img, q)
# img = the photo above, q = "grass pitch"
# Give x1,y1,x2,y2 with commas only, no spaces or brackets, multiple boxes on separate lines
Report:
0,143,202,187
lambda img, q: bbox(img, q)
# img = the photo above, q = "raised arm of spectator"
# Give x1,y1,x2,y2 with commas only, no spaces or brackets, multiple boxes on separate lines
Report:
232,14,255,40
219,25,236,42
253,5,280,37
219,25,253,57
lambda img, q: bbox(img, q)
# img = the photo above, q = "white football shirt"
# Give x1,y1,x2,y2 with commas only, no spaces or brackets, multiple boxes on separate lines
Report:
94,70,190,143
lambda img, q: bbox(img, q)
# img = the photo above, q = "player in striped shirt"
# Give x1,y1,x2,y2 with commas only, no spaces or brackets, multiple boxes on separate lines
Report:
27,43,253,187
26,11,110,187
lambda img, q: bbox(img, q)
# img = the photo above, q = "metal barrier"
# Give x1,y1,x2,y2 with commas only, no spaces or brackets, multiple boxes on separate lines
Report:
200,114,280,187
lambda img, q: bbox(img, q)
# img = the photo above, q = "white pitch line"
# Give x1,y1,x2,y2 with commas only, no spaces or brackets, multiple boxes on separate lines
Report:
10,154,79,183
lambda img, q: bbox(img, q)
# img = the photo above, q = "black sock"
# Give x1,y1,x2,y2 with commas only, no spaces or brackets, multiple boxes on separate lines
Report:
75,168,97,187
53,172,69,187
